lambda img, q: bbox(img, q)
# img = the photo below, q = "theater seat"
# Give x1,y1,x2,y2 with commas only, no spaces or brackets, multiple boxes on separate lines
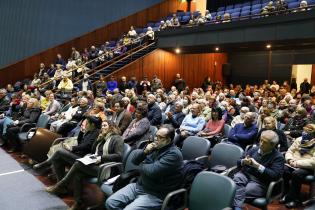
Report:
248,179,283,210
19,114,50,143
217,7,225,12
288,2,299,9
161,171,236,210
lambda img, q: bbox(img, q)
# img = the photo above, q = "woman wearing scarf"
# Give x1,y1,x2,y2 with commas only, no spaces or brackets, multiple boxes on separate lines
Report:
280,124,315,208
46,120,123,210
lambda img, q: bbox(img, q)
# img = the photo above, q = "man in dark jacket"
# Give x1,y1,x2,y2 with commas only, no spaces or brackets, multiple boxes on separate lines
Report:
34,116,101,181
164,102,185,128
0,89,10,114
300,78,311,95
173,73,186,93
58,97,89,137
106,124,183,210
233,130,285,210
147,94,162,126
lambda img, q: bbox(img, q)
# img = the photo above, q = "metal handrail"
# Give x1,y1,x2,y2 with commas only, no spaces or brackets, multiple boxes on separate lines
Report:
39,33,150,88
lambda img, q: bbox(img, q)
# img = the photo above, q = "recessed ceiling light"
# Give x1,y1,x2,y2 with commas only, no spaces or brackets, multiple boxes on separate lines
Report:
266,44,271,49
215,47,219,51
175,48,180,54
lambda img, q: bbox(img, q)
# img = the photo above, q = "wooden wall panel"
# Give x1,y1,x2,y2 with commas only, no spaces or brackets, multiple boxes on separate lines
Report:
311,65,315,85
0,0,187,87
107,49,227,89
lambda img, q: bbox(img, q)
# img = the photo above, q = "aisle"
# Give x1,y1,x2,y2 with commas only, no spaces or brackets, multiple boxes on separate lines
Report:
0,148,68,210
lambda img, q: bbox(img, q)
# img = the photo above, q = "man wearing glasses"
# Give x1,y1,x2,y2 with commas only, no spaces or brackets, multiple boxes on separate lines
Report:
106,124,183,210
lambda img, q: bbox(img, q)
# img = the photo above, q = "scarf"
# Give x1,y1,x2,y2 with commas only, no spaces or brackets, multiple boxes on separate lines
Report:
95,132,113,180
299,132,315,155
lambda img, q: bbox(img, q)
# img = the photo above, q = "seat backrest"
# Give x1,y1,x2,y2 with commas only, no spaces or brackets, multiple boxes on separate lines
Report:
36,114,50,128
122,143,132,166
182,136,211,160
288,2,299,8
208,143,244,169
217,6,225,12
223,124,232,137
226,5,234,10
189,171,236,210
124,149,140,172
149,126,158,139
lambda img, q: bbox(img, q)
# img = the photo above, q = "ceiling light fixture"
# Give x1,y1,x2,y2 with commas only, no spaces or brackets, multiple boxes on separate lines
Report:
175,48,181,54
266,44,271,49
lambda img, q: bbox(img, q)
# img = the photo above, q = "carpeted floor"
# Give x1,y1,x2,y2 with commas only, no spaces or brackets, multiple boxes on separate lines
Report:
0,148,68,210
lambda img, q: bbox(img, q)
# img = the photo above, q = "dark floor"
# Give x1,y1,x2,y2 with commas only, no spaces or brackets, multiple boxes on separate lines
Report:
5,148,310,210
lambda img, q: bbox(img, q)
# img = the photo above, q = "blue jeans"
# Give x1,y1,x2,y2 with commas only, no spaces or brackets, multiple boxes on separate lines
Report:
0,117,13,136
106,183,163,210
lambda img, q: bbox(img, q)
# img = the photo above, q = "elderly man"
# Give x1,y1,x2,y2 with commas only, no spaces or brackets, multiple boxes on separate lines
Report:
177,103,206,146
228,112,258,150
280,124,315,208
147,94,162,126
43,93,61,116
231,107,250,128
233,130,285,210
106,124,183,210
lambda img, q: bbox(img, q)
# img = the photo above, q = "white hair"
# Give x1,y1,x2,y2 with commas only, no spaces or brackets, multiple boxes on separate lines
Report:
261,130,279,145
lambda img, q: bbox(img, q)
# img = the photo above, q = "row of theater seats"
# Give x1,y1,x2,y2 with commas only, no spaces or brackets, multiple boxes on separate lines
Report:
17,111,315,209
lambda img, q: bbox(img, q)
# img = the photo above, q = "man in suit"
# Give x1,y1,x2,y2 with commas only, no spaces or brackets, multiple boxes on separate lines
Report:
111,101,132,133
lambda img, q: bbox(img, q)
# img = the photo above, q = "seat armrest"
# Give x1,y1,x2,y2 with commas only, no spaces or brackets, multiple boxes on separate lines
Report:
195,155,209,167
266,178,283,204
225,166,239,178
161,188,187,210
136,140,151,149
97,162,123,184
19,123,36,132
52,137,68,145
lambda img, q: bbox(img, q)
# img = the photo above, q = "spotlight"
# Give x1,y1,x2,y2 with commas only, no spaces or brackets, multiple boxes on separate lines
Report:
266,44,271,49
175,48,181,54
215,47,219,51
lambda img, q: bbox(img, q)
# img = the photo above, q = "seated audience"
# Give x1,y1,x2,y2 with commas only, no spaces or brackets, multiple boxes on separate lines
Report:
110,101,132,133
284,107,310,138
164,101,185,128
231,107,250,128
6,98,41,152
122,106,150,147
147,94,162,126
280,124,315,208
228,112,258,150
177,103,206,146
43,93,61,116
107,76,118,93
46,120,122,210
256,116,288,152
198,107,225,142
232,130,284,210
106,124,183,210
58,75,74,92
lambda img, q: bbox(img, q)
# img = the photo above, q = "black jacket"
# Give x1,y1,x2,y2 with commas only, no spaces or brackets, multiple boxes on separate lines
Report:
17,107,41,126
91,134,124,163
164,111,185,128
147,103,162,126
72,129,100,157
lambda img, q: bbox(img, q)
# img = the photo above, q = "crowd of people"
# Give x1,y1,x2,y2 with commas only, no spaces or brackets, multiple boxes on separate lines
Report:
0,68,315,209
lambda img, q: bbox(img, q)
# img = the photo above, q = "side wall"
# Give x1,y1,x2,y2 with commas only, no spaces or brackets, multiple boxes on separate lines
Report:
228,49,315,86
0,0,163,68
0,0,185,86
106,49,227,89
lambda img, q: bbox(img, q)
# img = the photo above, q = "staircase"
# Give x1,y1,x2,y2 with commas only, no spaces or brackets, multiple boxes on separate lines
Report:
70,42,157,90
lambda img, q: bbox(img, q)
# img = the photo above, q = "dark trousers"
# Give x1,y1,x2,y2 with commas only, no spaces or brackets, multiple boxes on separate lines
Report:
58,121,78,137
57,159,99,203
283,165,313,200
6,125,21,150
50,149,80,181
233,172,267,208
